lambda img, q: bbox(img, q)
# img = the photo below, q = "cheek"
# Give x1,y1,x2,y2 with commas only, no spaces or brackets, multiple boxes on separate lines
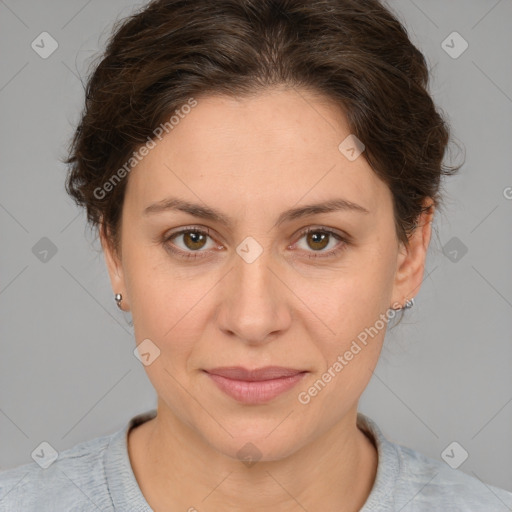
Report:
123,244,214,364
307,245,396,384
320,250,396,340
297,278,391,418
122,242,177,339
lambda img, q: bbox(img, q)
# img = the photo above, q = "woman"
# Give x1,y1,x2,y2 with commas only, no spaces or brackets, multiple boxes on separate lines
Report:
1,0,511,510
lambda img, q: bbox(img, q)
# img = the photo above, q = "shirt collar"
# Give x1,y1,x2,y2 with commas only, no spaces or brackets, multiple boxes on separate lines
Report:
104,409,400,511
357,412,401,511
104,409,157,511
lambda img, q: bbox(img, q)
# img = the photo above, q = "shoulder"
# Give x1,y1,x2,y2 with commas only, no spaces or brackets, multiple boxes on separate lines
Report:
0,431,116,512
358,413,512,511
393,440,512,510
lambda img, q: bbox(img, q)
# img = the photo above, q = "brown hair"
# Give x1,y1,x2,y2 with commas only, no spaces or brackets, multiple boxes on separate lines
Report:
65,0,461,254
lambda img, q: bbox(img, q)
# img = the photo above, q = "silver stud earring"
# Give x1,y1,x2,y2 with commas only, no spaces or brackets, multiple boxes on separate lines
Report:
114,293,123,310
403,297,415,309
390,297,415,311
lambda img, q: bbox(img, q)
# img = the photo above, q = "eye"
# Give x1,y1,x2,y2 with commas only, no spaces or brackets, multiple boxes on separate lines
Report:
163,227,218,260
292,227,349,259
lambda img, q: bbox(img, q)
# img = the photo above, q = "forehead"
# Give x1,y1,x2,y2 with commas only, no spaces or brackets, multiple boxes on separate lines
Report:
125,88,391,220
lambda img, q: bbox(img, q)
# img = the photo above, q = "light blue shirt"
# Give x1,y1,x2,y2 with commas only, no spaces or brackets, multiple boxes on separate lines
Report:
1,409,511,511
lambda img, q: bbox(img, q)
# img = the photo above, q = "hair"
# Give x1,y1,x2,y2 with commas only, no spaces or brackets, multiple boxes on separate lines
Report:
65,0,462,258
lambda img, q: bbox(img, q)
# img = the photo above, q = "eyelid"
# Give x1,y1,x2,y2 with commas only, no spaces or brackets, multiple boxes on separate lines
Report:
164,224,214,239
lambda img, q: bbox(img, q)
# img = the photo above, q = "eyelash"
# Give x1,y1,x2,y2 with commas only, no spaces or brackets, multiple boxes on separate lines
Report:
162,225,350,261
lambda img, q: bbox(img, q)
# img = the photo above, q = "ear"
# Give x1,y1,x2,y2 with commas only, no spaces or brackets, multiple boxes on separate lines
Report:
391,199,435,307
100,221,130,311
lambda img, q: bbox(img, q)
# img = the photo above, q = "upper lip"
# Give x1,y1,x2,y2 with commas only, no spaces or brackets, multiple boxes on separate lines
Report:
204,366,306,381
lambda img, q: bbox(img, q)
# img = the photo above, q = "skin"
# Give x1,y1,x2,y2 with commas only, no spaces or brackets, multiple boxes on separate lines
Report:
101,86,434,512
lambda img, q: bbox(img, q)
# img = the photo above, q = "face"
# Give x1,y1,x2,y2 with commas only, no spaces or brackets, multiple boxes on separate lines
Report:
102,87,432,461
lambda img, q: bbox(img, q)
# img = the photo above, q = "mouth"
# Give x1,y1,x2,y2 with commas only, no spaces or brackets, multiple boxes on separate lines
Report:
203,366,308,404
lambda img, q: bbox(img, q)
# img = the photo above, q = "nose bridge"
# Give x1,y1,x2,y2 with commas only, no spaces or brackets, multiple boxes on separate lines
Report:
236,246,274,301
217,238,290,343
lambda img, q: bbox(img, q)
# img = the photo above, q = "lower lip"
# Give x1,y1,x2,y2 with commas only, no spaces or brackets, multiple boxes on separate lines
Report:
205,372,307,404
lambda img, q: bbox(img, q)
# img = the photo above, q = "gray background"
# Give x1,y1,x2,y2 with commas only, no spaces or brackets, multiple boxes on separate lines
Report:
1,0,511,495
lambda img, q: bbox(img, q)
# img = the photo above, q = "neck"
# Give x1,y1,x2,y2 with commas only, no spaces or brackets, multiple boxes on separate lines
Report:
128,403,378,512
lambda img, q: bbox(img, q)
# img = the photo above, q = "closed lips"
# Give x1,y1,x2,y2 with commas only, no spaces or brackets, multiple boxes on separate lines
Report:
203,366,309,404
204,366,306,381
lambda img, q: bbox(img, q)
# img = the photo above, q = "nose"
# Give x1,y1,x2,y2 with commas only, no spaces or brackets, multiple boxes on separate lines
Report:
215,245,292,345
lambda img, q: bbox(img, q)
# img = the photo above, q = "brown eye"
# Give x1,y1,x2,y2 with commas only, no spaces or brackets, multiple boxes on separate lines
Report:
163,227,217,260
305,231,330,251
293,227,350,259
181,231,208,250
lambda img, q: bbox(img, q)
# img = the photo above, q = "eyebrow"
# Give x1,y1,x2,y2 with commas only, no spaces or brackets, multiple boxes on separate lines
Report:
143,196,370,228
